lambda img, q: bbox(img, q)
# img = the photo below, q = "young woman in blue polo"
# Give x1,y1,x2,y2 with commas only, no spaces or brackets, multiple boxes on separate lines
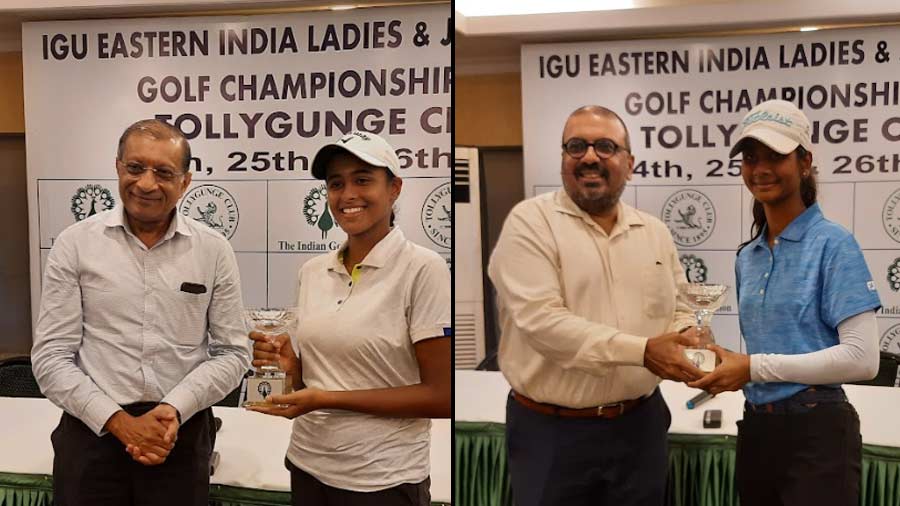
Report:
690,100,881,506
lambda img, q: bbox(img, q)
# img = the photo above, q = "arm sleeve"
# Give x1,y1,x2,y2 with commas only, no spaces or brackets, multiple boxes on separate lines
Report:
749,310,879,384
407,253,451,343
162,243,251,422
31,232,122,436
487,203,647,375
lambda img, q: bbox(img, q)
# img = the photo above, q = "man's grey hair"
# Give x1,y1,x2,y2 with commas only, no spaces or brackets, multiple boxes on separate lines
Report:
563,105,632,151
116,119,192,171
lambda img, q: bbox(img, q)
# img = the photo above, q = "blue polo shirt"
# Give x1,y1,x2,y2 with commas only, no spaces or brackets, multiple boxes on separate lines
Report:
736,203,881,404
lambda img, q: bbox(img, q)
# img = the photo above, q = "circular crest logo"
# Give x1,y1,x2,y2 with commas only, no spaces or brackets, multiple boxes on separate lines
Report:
888,258,900,292
179,184,239,239
71,184,115,221
421,183,451,249
257,381,272,399
881,323,900,355
882,188,900,243
302,184,337,239
662,189,715,247
680,254,708,283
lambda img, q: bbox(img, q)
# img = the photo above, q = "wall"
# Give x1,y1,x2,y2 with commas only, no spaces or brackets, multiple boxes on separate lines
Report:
0,52,24,134
455,72,522,147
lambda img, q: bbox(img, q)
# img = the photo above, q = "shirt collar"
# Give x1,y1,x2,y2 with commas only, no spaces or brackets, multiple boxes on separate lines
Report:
329,227,406,272
553,189,644,231
103,204,192,241
747,203,823,250
779,203,823,242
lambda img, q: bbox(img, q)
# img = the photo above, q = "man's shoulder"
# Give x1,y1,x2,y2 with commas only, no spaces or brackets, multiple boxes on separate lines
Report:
55,209,113,243
181,216,234,249
627,204,669,234
508,192,557,220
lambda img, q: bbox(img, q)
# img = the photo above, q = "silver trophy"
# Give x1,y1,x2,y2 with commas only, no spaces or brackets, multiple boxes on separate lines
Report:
677,283,728,373
243,307,297,408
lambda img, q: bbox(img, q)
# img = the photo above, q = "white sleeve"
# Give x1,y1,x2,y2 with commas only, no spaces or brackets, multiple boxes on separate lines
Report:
749,310,879,384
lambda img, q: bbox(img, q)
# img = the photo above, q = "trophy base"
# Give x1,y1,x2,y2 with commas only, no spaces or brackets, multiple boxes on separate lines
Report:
244,371,290,406
685,348,716,373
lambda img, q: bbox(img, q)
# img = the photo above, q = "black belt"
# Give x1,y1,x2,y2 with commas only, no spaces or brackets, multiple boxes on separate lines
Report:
745,386,847,415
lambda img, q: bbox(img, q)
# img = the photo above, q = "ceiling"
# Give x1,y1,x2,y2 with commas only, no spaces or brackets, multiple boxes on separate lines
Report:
455,0,900,74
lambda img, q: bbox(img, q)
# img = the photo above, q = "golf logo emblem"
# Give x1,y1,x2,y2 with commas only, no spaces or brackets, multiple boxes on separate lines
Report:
680,254,708,283
662,190,715,247
70,184,115,221
421,183,451,249
303,184,336,239
179,184,239,239
883,188,900,243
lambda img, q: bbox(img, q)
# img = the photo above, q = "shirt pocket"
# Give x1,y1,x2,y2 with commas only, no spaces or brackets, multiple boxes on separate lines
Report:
640,263,675,318
157,280,212,347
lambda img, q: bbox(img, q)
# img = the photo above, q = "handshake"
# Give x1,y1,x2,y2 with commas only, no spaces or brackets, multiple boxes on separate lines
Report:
643,327,751,396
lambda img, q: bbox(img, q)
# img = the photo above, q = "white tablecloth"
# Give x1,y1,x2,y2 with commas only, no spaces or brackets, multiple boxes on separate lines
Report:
455,370,900,448
0,398,450,503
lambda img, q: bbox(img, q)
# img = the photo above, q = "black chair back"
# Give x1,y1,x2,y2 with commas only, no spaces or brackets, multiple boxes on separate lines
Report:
0,356,44,398
852,351,900,387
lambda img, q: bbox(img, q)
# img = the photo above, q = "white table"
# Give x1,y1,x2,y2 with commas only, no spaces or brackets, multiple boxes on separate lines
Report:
455,369,900,447
0,398,450,503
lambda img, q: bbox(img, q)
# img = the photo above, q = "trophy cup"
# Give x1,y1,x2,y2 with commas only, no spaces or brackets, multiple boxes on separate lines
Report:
243,307,297,408
677,283,728,373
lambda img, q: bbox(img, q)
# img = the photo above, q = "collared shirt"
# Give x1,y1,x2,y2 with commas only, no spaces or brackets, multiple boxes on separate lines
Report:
488,190,695,408
32,206,251,435
286,227,450,492
737,203,881,404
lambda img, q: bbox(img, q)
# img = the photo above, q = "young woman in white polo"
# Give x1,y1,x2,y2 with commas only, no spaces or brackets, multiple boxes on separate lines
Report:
248,131,451,506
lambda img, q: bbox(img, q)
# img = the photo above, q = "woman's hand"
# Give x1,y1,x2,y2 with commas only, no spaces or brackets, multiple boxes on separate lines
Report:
245,388,323,419
249,331,298,376
688,345,752,395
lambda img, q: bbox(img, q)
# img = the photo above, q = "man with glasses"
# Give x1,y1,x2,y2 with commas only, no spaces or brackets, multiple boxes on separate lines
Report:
32,119,250,506
488,105,705,506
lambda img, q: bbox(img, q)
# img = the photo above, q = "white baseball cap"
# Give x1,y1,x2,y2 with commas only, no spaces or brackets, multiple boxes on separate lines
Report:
729,99,813,158
311,131,401,180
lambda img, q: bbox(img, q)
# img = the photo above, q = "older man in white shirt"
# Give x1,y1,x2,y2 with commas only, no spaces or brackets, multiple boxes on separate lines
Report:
489,105,705,506
32,119,250,506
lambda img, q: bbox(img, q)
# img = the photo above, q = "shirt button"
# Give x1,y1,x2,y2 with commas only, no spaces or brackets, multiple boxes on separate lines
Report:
763,273,769,278
759,289,765,295
337,300,342,305
774,239,779,245
348,282,352,287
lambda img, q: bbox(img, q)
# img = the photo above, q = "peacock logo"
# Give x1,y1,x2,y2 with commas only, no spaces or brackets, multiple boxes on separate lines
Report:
302,184,338,239
70,184,115,221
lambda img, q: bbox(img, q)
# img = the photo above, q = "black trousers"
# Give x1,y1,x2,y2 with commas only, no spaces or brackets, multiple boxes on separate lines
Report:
736,400,862,506
51,403,213,506
285,458,430,506
506,388,671,506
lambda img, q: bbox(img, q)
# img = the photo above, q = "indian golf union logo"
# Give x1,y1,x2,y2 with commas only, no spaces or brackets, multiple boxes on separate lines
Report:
257,381,272,399
421,183,451,249
680,254,708,283
303,184,337,239
70,184,115,221
662,190,715,247
883,188,900,243
179,184,239,239
888,259,900,292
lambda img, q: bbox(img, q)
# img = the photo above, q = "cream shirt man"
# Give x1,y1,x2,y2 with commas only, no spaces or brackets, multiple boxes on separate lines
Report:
489,189,696,408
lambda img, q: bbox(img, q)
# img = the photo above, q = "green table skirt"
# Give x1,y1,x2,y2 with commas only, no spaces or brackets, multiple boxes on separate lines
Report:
0,473,449,506
455,421,900,506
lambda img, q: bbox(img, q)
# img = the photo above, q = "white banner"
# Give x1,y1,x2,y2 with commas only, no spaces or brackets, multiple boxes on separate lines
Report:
522,27,900,355
23,5,451,318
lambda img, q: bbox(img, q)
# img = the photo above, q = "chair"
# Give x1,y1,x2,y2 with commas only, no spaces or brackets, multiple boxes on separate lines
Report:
0,356,43,398
851,351,900,387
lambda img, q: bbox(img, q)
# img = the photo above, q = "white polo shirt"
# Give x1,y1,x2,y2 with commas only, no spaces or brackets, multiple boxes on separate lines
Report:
286,227,450,492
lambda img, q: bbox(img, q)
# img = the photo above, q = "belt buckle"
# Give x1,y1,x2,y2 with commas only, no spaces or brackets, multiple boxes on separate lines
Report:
598,402,625,417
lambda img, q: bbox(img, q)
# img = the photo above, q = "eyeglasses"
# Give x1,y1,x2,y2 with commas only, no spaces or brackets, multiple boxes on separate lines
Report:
117,160,185,182
562,138,630,159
